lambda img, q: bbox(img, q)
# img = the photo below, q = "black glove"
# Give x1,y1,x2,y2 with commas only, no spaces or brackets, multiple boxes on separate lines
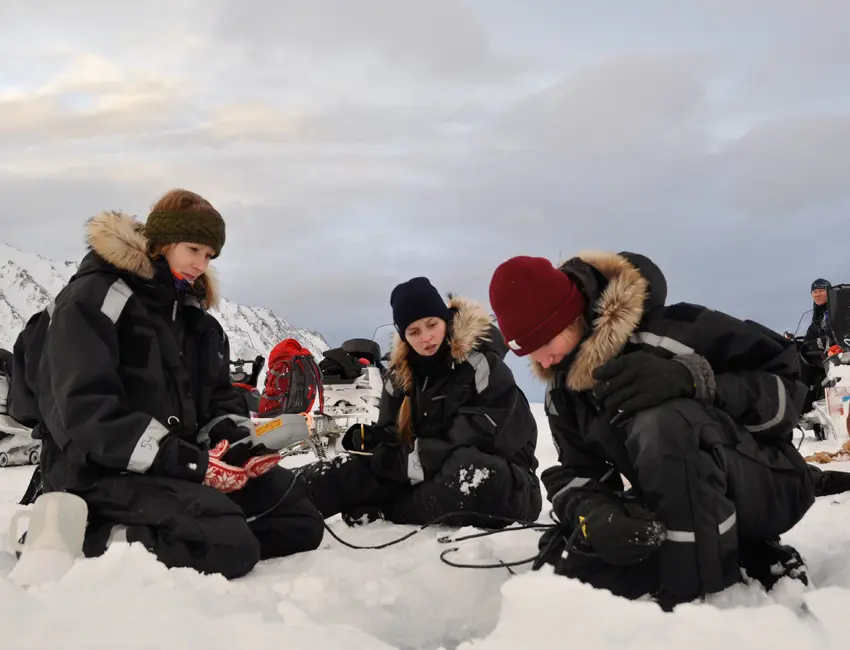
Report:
591,351,695,417
571,493,666,566
341,423,398,453
207,418,252,445
150,435,207,483
368,440,411,484
204,418,272,465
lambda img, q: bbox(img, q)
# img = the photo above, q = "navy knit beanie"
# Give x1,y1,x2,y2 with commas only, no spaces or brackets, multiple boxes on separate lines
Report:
390,277,452,337
811,278,831,291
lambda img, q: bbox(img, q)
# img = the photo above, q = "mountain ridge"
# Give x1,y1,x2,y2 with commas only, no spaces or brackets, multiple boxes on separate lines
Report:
0,243,329,363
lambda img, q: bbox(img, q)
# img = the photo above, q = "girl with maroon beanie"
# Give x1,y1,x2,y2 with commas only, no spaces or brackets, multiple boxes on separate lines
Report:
488,251,816,611
298,276,541,527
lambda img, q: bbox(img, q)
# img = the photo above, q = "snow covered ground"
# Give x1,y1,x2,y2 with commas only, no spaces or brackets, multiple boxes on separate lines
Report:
1,403,850,650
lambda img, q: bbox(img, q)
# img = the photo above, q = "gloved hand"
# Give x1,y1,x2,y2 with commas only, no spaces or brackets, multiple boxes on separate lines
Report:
571,493,666,566
204,417,281,463
592,351,695,417
368,440,413,484
341,423,399,453
203,440,281,493
207,417,253,446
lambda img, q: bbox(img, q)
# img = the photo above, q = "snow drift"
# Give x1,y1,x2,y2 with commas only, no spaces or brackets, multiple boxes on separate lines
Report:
1,404,849,650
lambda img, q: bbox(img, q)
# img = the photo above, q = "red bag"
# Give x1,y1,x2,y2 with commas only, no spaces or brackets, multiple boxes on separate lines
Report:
258,339,324,417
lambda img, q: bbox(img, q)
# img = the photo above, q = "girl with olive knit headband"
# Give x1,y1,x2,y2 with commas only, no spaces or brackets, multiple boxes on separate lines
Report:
15,188,323,579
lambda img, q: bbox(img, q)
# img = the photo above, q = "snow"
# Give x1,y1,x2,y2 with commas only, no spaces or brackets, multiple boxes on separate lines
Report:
0,242,330,362
2,403,850,649
458,466,491,495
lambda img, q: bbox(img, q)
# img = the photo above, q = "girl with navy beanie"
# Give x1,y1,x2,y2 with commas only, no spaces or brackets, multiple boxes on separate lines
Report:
297,276,541,528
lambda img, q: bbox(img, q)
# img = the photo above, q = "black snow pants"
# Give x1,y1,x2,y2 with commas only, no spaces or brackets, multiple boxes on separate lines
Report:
541,398,816,606
77,465,324,579
801,360,826,415
298,446,542,529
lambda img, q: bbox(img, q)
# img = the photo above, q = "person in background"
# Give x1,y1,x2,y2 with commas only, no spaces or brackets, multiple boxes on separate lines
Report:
805,278,834,351
794,278,834,438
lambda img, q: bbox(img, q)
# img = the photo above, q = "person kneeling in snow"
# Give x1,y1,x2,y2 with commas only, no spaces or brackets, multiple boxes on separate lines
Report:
488,252,816,611
21,190,323,578
299,277,541,528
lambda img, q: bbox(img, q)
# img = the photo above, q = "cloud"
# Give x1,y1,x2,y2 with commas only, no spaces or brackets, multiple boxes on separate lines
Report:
491,53,710,151
718,115,850,218
0,53,192,145
212,0,532,83
1,1,849,400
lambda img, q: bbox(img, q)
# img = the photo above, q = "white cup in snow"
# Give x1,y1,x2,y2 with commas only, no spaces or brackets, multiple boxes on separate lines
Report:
8,491,88,587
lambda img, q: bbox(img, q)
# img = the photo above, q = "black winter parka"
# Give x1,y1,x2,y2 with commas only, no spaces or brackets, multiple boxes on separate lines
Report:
537,251,808,510
377,296,539,482
29,211,249,492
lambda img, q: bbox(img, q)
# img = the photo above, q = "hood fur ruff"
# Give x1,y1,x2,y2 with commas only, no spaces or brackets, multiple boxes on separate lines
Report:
531,250,648,392
85,210,219,309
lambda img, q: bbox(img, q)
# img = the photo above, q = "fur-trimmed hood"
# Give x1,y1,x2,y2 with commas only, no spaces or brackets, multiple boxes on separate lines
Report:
531,250,666,392
82,210,219,309
388,295,502,394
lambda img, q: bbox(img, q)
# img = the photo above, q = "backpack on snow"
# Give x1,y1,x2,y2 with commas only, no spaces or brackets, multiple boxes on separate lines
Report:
8,308,51,429
7,307,52,506
0,347,13,415
258,339,324,417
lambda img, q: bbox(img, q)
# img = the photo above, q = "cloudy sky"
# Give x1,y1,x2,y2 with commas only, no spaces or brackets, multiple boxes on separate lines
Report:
1,0,848,399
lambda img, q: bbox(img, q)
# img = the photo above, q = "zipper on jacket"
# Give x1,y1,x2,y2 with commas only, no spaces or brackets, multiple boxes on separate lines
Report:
172,300,178,321
163,368,186,432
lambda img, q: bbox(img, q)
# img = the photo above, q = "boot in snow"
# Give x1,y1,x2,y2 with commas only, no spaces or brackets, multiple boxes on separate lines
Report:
342,505,384,527
813,468,850,496
738,538,809,592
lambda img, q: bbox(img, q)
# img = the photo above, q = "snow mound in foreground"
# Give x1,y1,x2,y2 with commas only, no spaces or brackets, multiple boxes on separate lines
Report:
1,404,850,649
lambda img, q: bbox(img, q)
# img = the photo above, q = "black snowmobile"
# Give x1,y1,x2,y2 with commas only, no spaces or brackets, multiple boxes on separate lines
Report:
229,354,265,413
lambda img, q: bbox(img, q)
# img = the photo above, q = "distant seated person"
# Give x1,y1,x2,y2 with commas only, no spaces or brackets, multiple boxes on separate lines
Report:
805,278,835,351
796,279,834,418
297,277,542,528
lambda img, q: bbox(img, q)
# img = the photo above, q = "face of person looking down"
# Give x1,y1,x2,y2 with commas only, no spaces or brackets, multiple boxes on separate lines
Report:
405,317,447,356
529,318,585,369
164,242,215,282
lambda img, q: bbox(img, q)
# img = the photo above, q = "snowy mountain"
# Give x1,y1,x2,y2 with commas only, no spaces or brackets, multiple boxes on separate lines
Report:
0,243,329,362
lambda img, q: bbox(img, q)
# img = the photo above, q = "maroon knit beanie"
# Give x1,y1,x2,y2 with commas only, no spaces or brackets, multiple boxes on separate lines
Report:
489,256,586,357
